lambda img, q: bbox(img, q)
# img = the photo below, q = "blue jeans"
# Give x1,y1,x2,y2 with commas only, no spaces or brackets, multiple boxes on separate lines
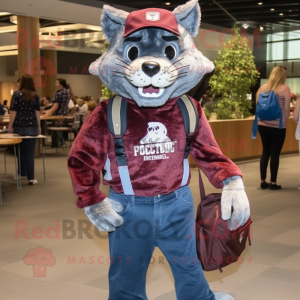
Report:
13,127,38,180
108,185,215,300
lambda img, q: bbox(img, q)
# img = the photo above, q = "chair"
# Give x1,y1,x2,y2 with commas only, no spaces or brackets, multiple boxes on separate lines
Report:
47,116,76,149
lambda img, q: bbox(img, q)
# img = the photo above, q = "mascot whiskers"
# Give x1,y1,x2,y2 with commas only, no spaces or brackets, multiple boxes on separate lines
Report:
68,0,250,299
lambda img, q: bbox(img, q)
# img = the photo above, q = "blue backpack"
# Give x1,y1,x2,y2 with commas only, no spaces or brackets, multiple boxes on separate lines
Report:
252,90,283,139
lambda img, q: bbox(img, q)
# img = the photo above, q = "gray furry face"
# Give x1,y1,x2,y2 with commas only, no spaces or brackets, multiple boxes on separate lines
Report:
89,1,214,107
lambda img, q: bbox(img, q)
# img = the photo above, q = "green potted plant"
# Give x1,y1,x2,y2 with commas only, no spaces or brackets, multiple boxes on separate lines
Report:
208,27,260,119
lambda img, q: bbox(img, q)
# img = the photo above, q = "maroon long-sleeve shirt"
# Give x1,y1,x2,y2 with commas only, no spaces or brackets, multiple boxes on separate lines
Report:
68,96,242,208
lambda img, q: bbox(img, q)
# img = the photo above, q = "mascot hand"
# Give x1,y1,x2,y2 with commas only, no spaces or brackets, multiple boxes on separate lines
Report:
221,178,250,230
84,198,124,232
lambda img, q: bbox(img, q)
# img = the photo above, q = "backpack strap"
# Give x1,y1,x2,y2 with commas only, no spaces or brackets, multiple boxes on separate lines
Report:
177,95,199,187
107,95,134,195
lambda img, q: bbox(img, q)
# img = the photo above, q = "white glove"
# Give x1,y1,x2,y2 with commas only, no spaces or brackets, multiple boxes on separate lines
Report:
221,178,250,230
84,197,124,232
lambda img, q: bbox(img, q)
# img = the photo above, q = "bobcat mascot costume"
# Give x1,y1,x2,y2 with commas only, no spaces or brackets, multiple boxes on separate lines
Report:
68,0,250,299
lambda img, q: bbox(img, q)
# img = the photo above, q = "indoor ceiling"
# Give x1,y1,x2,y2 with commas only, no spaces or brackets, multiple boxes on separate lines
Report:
64,0,300,32
0,0,299,33
0,0,299,57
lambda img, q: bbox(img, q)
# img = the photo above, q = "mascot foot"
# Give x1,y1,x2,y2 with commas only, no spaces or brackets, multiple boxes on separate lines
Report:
214,292,234,300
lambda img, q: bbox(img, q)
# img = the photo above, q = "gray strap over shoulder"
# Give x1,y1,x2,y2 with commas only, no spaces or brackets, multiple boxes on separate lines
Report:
107,95,134,195
176,95,199,187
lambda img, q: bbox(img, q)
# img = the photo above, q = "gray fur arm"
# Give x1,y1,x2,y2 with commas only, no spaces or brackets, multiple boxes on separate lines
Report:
84,198,124,232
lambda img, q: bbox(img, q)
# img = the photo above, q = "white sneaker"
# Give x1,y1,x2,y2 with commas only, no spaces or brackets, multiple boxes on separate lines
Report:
214,292,234,300
28,179,38,185
14,173,27,180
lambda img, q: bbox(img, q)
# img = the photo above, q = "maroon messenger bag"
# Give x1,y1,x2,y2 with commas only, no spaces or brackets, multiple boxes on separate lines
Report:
195,169,252,272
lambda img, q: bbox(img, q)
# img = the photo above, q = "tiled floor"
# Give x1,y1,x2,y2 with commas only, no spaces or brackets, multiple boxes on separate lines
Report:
0,149,299,300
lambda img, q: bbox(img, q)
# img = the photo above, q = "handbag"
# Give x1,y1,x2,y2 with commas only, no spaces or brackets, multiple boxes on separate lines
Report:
195,169,252,272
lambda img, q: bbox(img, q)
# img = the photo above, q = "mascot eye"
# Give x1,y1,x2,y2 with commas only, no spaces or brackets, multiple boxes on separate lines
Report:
165,45,176,60
127,46,139,61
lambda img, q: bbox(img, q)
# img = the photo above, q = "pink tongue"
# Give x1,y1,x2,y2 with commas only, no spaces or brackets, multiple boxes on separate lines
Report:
143,85,159,94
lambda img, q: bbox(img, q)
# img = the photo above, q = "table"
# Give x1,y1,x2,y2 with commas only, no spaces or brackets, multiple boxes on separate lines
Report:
0,118,9,126
40,115,66,144
0,134,47,183
0,138,22,204
40,115,64,121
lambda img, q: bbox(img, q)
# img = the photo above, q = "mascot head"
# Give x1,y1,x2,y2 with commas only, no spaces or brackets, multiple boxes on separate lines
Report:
90,0,214,107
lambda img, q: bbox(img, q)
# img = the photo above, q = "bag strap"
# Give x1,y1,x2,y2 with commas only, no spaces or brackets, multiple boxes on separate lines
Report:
251,113,259,139
107,95,134,195
198,168,206,202
177,95,199,187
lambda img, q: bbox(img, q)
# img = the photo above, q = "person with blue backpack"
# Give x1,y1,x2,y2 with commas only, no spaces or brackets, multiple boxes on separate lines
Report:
253,66,291,190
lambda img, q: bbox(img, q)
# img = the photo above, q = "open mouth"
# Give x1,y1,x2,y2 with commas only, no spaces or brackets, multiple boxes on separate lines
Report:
138,85,165,98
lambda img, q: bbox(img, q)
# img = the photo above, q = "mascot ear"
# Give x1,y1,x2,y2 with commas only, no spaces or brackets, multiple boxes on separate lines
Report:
173,0,201,37
101,5,129,42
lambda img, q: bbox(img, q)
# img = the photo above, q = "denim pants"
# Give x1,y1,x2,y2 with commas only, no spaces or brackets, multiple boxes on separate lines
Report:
13,127,38,180
108,185,215,300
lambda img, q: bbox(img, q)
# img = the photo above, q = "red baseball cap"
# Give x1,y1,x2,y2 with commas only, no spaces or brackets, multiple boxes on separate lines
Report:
123,8,180,37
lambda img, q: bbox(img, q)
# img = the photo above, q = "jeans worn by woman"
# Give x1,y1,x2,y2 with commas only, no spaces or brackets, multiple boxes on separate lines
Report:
13,127,39,181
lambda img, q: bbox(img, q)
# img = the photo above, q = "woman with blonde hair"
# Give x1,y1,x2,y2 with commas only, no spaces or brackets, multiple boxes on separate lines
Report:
256,66,291,190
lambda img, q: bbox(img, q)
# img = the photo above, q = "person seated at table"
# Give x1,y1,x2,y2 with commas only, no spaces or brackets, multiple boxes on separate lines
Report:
83,100,97,122
8,74,40,185
0,101,4,122
68,98,75,116
3,100,9,113
75,98,88,115
42,96,52,110
43,78,70,148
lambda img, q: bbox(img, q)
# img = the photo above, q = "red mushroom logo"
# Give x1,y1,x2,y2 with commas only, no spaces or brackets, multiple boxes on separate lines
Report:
24,56,57,88
23,246,56,277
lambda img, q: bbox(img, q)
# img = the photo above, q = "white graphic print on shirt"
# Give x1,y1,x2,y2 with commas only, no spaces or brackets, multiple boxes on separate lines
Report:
133,122,176,161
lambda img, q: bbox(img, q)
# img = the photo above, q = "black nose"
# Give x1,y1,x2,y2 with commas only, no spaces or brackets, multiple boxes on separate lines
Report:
142,61,160,77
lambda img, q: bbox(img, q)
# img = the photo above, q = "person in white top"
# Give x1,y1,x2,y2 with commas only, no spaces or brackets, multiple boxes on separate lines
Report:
293,96,300,190
76,98,88,115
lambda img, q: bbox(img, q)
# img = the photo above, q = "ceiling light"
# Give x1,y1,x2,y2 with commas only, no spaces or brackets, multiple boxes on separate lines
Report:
289,10,292,12
242,23,249,29
0,12,11,16
260,26,264,31
270,8,275,11
165,2,171,5
0,25,17,33
279,13,283,16
0,50,18,56
258,2,263,5
10,15,17,24
87,27,102,31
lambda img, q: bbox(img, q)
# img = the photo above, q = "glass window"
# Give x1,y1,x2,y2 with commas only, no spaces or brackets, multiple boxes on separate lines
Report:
288,30,300,40
287,40,300,59
267,32,285,42
267,42,284,60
